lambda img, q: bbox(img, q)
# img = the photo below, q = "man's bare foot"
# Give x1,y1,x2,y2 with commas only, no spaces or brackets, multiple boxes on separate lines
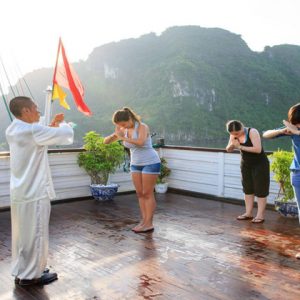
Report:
296,252,300,259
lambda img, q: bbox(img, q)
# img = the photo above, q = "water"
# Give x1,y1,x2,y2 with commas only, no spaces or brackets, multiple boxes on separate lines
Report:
165,137,292,152
262,138,293,152
1,136,292,153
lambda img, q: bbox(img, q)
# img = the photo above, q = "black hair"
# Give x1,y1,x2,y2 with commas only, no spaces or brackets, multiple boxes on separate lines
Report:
226,120,244,132
288,103,300,125
9,96,34,117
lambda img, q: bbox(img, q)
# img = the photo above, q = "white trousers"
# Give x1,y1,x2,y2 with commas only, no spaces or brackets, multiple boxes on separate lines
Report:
11,197,51,280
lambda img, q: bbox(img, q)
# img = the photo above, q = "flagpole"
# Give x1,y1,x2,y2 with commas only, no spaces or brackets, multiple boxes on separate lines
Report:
44,38,61,126
52,38,61,95
44,86,52,125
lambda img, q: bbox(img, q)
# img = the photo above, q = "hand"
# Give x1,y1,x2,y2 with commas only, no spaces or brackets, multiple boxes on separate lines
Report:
226,144,235,152
114,125,125,139
283,120,299,135
280,127,292,135
231,138,240,149
50,113,64,127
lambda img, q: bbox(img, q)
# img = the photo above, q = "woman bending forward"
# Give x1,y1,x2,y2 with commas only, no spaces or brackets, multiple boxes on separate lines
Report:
104,107,161,233
226,120,270,223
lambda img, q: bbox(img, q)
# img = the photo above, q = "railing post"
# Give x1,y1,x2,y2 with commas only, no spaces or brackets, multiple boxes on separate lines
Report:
217,152,225,196
158,147,164,158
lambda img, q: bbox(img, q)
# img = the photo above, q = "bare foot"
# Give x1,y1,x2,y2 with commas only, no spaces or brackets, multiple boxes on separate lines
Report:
296,253,300,259
251,215,265,223
236,214,253,220
132,222,144,231
134,225,154,233
251,218,265,224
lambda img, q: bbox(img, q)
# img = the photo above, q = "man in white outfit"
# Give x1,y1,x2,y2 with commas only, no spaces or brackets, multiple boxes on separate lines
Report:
6,96,74,286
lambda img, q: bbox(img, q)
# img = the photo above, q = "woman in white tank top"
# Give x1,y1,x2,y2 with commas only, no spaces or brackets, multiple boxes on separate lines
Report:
104,107,161,233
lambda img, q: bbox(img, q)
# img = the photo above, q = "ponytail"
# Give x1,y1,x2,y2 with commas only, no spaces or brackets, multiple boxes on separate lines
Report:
112,107,141,124
226,120,243,133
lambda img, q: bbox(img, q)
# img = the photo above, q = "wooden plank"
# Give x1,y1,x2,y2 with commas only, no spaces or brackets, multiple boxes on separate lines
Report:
0,193,300,299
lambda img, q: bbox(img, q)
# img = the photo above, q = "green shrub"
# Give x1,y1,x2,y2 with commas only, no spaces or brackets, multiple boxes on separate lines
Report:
156,158,171,184
78,131,124,185
269,150,294,202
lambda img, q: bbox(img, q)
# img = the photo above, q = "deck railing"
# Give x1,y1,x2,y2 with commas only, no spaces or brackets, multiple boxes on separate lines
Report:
161,146,277,203
0,146,278,209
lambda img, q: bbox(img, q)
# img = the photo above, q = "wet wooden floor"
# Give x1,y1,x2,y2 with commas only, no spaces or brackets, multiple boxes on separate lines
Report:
1,193,300,300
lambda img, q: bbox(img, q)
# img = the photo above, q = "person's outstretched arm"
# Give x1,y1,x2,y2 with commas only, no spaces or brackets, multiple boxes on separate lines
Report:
32,114,74,146
263,127,288,139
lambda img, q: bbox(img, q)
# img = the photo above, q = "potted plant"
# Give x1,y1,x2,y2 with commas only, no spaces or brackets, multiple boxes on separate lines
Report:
269,149,298,218
78,131,124,201
155,158,171,193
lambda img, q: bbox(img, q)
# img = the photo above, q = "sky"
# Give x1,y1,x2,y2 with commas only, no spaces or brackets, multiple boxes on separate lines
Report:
0,0,300,92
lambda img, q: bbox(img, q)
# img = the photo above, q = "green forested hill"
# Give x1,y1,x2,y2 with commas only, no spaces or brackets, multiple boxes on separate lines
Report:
1,26,300,149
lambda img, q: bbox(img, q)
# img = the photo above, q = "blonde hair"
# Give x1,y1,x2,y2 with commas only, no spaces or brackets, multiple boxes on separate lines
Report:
112,107,141,124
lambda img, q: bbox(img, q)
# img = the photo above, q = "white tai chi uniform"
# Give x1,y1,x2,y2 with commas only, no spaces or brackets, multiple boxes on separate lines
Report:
6,119,74,280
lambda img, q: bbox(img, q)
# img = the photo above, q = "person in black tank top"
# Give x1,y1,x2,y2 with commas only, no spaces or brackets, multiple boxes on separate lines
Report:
226,120,270,223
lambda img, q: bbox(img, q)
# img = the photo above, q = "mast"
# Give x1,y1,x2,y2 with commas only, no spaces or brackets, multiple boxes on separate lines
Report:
44,86,53,126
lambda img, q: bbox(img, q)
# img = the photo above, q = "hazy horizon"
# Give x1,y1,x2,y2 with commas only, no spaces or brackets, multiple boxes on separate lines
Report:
1,0,300,92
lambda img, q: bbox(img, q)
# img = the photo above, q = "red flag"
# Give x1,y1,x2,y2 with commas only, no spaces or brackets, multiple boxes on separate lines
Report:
52,38,92,116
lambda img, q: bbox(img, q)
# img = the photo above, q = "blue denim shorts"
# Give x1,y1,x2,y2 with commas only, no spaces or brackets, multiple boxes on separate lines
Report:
130,162,161,174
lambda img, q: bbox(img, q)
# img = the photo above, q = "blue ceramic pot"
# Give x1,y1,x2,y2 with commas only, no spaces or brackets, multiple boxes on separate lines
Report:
90,183,119,201
274,199,299,218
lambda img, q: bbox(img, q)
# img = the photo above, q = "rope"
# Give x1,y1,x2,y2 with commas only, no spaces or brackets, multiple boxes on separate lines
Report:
18,76,26,95
0,56,16,97
13,67,25,95
0,80,13,121
13,76,20,96
15,63,35,99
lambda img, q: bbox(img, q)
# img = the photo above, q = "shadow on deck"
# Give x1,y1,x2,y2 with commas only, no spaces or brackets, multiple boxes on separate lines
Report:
1,193,300,300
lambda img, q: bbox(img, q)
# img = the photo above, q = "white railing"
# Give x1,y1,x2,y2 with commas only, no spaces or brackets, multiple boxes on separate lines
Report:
0,147,279,209
160,146,278,203
0,150,134,209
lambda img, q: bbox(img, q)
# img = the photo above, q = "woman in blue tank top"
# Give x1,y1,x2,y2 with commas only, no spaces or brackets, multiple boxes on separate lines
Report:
104,107,161,233
263,103,300,259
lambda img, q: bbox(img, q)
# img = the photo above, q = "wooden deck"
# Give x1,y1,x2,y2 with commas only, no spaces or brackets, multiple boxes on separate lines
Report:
1,193,300,300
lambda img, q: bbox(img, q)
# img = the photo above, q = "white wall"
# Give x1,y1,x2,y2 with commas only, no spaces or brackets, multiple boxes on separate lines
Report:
0,151,134,209
0,155,10,208
161,148,278,203
0,148,279,209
